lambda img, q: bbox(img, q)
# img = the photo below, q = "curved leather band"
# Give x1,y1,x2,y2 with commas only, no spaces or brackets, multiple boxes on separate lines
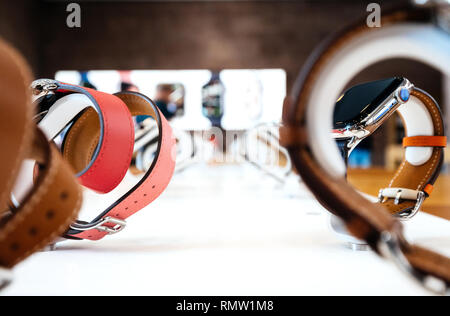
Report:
282,6,450,291
0,39,81,270
64,91,176,241
0,131,82,267
37,82,135,194
377,89,447,219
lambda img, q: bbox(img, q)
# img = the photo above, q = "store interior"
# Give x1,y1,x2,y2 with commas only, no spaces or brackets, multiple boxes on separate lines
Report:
0,0,449,295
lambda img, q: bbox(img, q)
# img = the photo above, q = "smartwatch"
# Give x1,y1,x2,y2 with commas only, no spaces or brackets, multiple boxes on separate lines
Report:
332,77,447,220
281,4,450,294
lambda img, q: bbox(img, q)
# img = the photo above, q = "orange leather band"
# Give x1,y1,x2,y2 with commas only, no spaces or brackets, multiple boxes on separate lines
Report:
424,184,434,196
403,136,447,148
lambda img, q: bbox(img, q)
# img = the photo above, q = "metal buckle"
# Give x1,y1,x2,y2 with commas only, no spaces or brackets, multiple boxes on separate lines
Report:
378,189,425,220
378,231,449,295
0,267,13,291
30,79,58,105
397,191,425,220
69,216,127,235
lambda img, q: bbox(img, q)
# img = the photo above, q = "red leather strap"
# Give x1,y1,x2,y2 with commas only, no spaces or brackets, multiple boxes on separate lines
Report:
65,92,176,240
58,83,135,193
403,136,447,148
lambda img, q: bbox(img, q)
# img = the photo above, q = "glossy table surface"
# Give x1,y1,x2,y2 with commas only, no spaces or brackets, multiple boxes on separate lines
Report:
2,164,449,296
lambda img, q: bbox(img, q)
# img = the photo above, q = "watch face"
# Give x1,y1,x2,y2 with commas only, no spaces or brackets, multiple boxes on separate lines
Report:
333,77,404,129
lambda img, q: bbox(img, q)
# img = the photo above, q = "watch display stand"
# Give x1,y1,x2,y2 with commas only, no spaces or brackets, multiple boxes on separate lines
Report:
329,140,370,251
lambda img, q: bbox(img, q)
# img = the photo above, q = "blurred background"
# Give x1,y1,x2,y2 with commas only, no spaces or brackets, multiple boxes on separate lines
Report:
1,0,449,210
1,0,449,295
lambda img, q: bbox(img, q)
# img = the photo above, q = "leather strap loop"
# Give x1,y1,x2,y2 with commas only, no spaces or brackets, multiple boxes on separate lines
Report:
403,136,447,148
64,92,176,241
35,82,135,194
380,88,446,219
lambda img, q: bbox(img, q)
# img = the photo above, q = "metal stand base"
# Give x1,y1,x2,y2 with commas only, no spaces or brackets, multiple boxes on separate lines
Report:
330,215,370,252
346,242,370,252
0,267,13,291
40,237,66,252
41,243,58,252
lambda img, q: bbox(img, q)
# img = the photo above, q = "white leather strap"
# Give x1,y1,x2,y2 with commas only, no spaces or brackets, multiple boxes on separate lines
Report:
12,93,96,205
397,95,434,166
38,93,95,140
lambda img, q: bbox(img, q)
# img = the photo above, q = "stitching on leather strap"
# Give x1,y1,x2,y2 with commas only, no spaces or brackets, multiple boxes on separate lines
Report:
411,90,443,191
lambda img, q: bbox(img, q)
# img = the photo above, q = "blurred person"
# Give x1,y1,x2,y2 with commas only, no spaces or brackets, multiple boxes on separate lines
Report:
79,71,96,90
119,70,139,92
202,71,224,128
155,84,177,120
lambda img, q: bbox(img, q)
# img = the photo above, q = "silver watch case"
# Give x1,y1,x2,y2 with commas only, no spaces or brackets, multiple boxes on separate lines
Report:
331,78,414,153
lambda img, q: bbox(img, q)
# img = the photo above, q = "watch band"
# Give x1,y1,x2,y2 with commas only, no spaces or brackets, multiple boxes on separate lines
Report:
64,91,176,240
0,39,81,277
0,130,82,267
32,80,135,194
377,89,447,220
281,5,450,293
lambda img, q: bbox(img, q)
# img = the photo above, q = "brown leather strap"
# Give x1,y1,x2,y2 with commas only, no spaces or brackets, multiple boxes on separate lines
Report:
379,89,446,219
0,39,33,218
282,6,450,290
0,38,81,269
0,131,81,268
279,125,308,148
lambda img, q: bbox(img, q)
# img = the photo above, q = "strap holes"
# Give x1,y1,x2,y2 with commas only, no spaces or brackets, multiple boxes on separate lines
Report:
46,210,55,220
125,207,129,210
143,194,147,197
152,185,156,189
10,243,19,251
134,201,138,204
60,191,69,200
29,227,38,236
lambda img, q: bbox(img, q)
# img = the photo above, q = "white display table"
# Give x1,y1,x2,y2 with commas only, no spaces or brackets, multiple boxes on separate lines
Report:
2,164,448,296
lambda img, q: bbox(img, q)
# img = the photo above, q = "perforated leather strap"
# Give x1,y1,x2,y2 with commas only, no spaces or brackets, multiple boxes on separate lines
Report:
282,6,450,291
0,131,82,267
0,39,81,269
48,82,135,194
64,92,176,241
